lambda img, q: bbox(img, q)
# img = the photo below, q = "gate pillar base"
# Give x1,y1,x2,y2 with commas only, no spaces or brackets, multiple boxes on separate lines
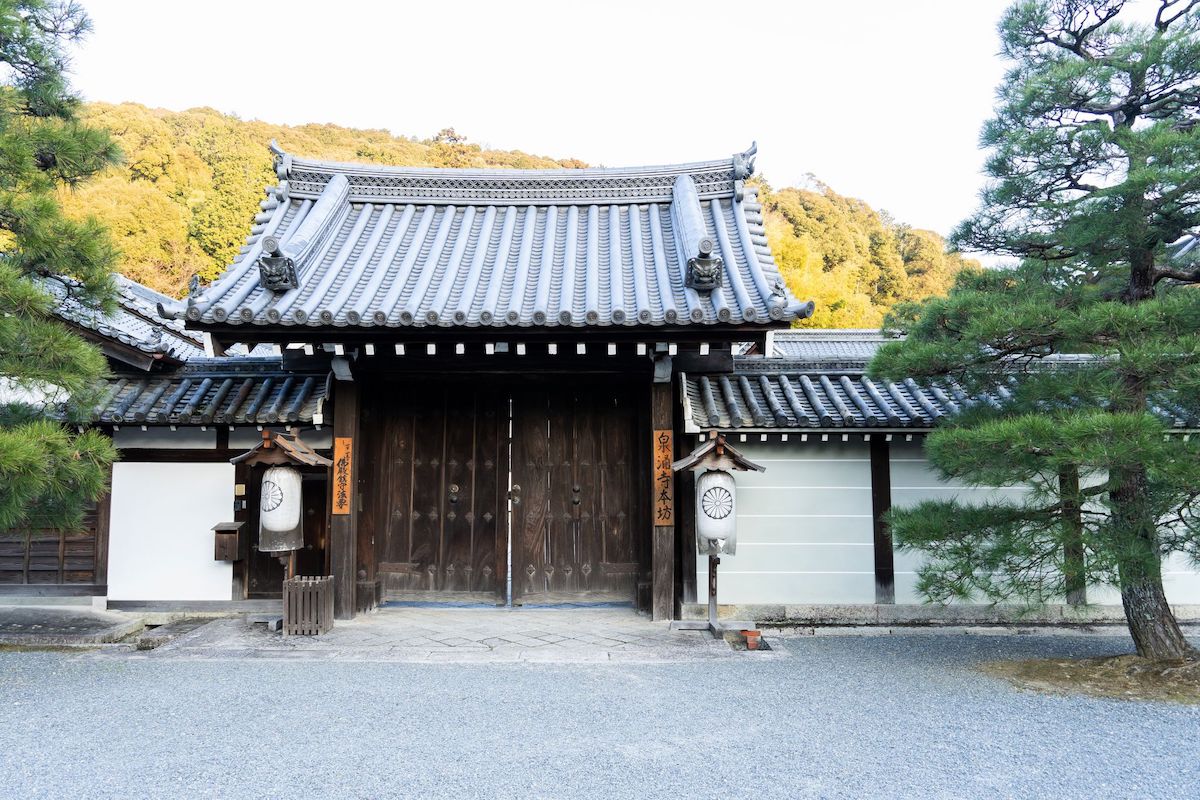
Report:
355,580,381,614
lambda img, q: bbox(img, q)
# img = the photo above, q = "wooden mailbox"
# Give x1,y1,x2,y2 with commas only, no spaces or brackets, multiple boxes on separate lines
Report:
213,521,245,562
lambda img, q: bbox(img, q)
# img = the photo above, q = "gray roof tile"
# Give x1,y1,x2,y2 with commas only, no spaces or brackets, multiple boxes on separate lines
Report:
178,145,813,330
770,329,895,361
43,274,204,363
684,355,1200,431
97,358,327,426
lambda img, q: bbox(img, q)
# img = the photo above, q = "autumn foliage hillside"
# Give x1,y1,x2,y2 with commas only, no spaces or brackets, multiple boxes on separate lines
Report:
62,102,975,327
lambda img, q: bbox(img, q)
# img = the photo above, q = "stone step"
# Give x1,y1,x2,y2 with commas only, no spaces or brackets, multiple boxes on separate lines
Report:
135,618,211,650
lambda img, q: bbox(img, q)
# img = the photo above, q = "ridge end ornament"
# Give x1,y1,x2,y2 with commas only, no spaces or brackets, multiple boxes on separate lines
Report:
685,237,723,293
257,235,299,293
732,141,758,181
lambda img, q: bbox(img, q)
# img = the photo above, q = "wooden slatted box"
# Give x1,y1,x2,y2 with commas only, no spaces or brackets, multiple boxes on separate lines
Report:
282,576,334,636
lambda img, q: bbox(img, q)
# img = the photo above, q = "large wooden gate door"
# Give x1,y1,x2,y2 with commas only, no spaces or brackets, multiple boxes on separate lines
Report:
510,384,642,604
363,382,504,603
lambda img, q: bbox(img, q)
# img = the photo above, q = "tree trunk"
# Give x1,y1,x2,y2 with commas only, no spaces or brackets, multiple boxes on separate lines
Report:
1120,575,1196,661
1110,238,1195,660
1111,466,1197,661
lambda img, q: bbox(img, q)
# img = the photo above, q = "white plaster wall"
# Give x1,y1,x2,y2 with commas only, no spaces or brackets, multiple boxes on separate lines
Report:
889,441,1200,606
889,440,1030,604
108,462,234,601
695,440,877,604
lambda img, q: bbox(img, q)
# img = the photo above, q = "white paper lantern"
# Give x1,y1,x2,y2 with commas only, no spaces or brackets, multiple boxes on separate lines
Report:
696,469,737,555
259,465,303,552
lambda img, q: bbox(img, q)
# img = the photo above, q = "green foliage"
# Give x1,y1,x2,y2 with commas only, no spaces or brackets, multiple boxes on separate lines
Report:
0,0,119,531
60,105,591,294
871,0,1200,659
760,180,977,328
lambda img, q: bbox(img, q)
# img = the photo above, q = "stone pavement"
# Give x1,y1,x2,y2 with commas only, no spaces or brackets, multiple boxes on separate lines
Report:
104,606,776,663
0,606,143,646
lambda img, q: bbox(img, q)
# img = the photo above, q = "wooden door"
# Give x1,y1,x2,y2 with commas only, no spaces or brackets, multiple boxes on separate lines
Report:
363,382,504,603
510,384,641,604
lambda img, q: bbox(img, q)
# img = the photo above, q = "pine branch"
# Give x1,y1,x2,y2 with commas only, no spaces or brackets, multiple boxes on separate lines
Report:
1156,0,1200,30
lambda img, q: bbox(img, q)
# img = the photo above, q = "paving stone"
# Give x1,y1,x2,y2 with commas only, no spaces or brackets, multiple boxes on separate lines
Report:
0,607,143,646
106,607,766,664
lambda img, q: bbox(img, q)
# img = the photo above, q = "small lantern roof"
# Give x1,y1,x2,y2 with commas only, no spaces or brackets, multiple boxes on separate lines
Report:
230,428,332,467
672,433,765,473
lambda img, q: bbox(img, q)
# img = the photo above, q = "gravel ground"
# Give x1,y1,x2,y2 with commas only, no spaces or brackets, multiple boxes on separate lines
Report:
1,633,1197,799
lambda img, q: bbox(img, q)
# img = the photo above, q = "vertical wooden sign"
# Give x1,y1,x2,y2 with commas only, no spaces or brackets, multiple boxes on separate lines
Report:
653,429,674,525
333,437,353,515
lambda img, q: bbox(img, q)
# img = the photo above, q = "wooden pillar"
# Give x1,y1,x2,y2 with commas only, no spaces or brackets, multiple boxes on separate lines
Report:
651,375,675,621
869,434,895,604
329,379,360,619
93,464,112,596
679,467,697,605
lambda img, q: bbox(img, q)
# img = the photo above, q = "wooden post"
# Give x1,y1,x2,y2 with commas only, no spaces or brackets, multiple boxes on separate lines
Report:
869,434,895,604
93,464,112,596
330,380,360,619
231,461,249,600
679,468,697,604
651,377,675,621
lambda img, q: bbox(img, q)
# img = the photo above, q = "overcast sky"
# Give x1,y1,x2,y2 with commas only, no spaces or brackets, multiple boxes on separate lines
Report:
69,0,1015,239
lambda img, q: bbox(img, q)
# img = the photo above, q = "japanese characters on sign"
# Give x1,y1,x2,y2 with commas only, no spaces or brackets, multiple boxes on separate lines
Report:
333,437,353,515
653,429,674,526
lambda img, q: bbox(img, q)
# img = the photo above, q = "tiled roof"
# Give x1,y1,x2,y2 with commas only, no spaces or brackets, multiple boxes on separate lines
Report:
97,358,327,426
683,358,1200,431
683,359,965,430
43,274,205,363
770,329,896,361
173,144,813,331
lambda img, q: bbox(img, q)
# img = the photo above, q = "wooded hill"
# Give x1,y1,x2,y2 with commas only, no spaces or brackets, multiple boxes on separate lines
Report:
61,103,976,328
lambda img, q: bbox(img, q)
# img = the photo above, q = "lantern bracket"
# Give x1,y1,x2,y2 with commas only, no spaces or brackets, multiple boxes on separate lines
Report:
670,432,763,640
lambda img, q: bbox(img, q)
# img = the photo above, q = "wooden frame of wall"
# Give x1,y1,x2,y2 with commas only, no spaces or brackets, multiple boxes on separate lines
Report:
0,465,111,596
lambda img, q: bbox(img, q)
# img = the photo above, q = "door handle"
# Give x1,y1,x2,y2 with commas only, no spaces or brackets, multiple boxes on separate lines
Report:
509,484,521,505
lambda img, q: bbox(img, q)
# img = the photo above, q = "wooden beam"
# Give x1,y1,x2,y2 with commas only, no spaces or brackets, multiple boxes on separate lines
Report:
0,584,105,597
329,380,360,619
651,376,675,621
869,434,895,604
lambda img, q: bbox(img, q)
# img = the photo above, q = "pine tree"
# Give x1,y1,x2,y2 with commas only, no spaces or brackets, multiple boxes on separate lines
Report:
0,1,119,530
871,0,1200,661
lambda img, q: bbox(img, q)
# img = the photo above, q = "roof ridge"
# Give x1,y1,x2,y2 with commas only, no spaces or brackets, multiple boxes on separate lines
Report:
273,140,754,182
775,329,897,340
270,141,760,206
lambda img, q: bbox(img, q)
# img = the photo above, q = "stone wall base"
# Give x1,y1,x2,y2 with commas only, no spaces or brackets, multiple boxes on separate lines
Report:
680,603,1200,627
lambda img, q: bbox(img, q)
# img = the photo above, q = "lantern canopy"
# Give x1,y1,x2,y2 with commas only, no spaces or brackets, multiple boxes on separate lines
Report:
673,433,764,556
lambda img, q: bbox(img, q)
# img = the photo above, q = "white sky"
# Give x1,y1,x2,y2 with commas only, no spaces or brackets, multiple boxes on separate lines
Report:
70,0,1014,239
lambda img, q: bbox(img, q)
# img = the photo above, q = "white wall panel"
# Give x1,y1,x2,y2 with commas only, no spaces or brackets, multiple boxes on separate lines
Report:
108,462,234,601
889,441,1200,606
695,441,876,605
